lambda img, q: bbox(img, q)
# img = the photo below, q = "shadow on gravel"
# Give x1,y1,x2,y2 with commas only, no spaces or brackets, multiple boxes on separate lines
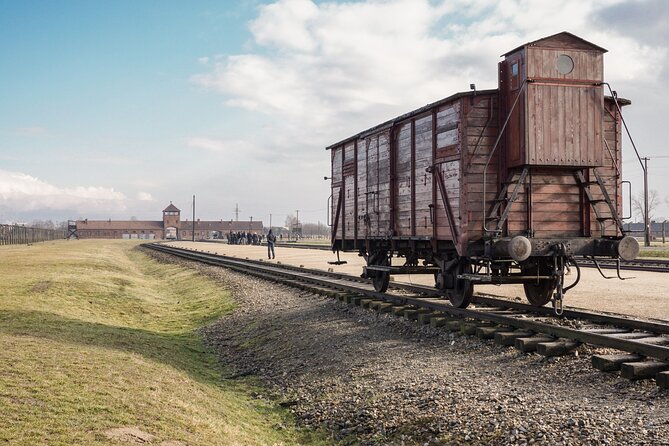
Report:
203,296,454,378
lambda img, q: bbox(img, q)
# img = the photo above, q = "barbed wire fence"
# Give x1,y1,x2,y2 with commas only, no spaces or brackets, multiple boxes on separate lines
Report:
0,224,66,246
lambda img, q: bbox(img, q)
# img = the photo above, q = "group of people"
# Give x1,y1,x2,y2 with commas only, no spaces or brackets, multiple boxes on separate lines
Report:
227,229,278,260
227,231,263,246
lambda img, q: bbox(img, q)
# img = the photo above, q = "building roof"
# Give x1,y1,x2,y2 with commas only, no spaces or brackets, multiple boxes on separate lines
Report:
76,220,164,231
180,220,264,232
75,219,264,232
163,202,180,213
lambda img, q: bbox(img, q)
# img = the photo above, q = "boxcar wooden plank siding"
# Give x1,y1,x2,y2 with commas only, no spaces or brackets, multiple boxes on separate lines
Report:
462,94,499,249
343,143,355,239
396,124,412,236
526,85,603,166
506,40,605,169
527,48,603,81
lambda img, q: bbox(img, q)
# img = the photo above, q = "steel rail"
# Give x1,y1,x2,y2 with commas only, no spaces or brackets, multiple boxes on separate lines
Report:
201,241,669,272
577,257,669,273
200,240,669,273
146,243,669,361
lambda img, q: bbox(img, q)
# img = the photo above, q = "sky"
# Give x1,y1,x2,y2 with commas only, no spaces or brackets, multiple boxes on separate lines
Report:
1,0,668,226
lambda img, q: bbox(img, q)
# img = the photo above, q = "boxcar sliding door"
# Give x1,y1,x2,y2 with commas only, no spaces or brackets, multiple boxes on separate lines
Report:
364,132,392,238
414,115,434,237
330,146,343,243
343,142,356,241
394,123,412,237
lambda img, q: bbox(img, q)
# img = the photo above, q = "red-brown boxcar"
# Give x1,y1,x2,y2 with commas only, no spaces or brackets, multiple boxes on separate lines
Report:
327,32,639,311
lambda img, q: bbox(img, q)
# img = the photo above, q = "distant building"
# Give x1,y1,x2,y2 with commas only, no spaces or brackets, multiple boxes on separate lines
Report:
75,202,262,240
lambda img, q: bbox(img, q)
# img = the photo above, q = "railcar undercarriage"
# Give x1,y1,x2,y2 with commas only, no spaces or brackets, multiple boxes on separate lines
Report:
351,234,639,315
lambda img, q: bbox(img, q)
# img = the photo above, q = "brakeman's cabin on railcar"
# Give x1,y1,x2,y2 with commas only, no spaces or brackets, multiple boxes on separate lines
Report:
327,32,639,312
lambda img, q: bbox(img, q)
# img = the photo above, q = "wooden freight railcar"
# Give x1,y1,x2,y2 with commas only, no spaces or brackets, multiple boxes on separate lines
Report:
327,32,639,312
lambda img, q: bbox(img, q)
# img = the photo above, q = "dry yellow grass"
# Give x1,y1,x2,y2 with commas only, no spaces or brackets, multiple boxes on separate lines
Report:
0,240,325,445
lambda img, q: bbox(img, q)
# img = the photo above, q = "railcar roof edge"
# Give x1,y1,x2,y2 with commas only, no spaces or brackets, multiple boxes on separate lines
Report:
324,90,629,150
325,89,497,150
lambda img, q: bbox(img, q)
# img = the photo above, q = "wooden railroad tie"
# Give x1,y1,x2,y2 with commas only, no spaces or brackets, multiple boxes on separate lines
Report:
515,336,555,353
494,330,534,346
360,299,373,309
403,308,432,321
430,316,457,328
591,354,644,372
417,312,439,325
444,320,464,332
656,371,669,389
461,322,493,335
370,301,393,313
476,326,513,340
536,340,580,357
620,361,669,381
344,294,357,304
391,305,411,316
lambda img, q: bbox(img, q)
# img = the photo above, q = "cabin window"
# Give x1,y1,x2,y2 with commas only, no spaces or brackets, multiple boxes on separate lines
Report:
509,61,521,90
556,54,574,75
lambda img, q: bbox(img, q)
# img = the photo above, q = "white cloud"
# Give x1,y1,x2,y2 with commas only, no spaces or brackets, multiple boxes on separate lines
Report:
192,0,667,154
198,56,210,65
186,136,260,154
185,136,281,160
187,0,669,219
249,0,319,52
0,169,128,213
186,136,228,152
136,191,153,201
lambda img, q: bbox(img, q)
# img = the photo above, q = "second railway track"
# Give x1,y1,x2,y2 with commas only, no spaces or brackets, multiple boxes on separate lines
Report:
147,243,669,389
203,240,669,273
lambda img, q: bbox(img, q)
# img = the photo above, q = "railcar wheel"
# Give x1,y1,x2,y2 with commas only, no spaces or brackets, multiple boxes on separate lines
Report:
373,271,390,293
522,259,557,307
434,272,445,290
369,251,390,293
448,260,473,308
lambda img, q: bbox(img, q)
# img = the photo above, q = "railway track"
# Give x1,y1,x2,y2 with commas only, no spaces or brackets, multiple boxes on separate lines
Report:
257,241,669,273
146,243,669,388
576,257,669,273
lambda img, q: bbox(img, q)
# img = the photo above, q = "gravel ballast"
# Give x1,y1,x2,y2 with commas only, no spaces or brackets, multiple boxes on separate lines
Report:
148,249,669,445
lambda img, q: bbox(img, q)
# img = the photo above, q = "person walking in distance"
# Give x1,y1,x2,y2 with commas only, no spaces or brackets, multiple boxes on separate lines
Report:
267,229,276,259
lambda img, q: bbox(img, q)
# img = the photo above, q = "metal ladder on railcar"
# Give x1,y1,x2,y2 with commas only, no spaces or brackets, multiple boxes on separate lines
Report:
574,168,625,237
485,167,529,234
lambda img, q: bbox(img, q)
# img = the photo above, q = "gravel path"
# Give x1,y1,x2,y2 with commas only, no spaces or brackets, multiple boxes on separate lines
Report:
147,249,669,445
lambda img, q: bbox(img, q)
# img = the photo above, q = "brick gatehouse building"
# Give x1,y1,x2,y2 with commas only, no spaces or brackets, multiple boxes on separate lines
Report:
75,202,262,240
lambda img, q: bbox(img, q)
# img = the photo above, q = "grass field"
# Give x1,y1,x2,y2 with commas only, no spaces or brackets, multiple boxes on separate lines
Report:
639,242,669,259
0,240,325,446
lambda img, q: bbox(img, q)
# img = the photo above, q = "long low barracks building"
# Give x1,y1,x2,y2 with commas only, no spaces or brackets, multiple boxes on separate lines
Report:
75,203,263,240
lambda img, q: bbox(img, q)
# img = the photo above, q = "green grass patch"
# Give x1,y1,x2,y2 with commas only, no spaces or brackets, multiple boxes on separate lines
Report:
638,243,669,259
0,240,325,445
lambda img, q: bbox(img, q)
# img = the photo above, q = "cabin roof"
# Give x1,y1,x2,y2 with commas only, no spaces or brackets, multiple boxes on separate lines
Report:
502,31,607,57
